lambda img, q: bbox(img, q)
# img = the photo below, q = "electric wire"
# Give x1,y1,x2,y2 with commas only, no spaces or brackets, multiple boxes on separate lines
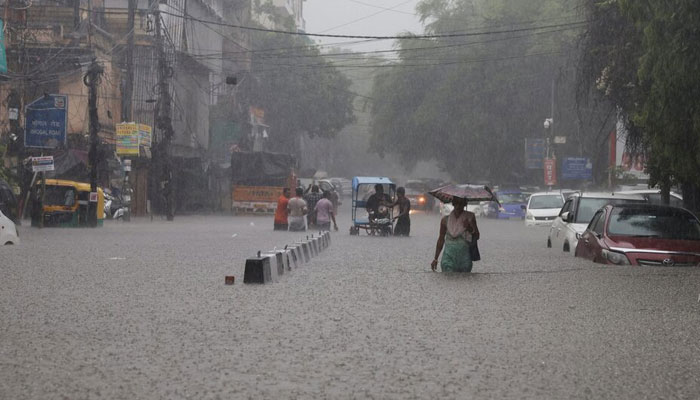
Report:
157,9,586,40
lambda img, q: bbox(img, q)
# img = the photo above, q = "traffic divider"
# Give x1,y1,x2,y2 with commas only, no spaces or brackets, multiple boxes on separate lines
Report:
243,252,272,284
296,241,311,262
242,232,332,285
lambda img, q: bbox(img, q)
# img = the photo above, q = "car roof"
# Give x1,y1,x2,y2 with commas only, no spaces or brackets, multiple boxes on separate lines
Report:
569,192,645,200
607,203,697,217
616,189,683,198
496,189,523,194
609,203,687,211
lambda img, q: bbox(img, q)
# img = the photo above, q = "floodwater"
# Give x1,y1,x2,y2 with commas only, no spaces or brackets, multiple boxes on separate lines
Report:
1,213,699,399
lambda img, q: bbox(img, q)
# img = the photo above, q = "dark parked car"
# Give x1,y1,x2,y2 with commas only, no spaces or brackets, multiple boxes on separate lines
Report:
575,204,700,266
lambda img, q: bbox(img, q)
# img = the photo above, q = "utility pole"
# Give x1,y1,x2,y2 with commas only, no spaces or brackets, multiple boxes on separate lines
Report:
153,1,175,221
549,77,556,155
85,59,103,227
73,0,80,30
122,0,136,122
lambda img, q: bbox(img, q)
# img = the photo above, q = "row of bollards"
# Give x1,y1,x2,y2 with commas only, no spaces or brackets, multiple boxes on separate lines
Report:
238,232,332,284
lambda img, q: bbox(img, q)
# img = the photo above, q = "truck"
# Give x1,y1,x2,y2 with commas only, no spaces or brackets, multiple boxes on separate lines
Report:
231,151,296,214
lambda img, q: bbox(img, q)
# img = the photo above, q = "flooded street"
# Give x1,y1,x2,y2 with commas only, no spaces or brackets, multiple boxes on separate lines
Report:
2,213,699,399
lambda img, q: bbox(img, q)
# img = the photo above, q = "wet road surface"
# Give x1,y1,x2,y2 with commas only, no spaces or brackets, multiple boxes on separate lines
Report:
1,212,699,399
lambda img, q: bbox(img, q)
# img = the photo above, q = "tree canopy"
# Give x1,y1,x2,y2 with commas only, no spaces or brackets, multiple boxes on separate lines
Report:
369,0,602,184
240,14,356,153
578,0,700,209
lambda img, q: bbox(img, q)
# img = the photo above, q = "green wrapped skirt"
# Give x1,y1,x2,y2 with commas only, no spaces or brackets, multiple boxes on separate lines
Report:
441,233,473,272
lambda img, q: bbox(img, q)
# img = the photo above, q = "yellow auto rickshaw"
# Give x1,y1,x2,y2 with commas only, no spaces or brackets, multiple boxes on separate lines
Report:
32,179,104,227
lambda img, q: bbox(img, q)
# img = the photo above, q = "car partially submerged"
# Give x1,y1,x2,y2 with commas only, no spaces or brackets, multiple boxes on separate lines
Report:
0,209,19,245
575,204,700,266
525,192,564,226
548,192,646,253
494,190,529,219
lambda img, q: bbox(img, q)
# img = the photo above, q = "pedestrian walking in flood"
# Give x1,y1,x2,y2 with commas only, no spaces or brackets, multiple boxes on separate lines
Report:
393,187,411,236
288,187,308,232
274,188,291,231
428,184,496,272
304,184,323,229
431,197,480,272
315,190,338,232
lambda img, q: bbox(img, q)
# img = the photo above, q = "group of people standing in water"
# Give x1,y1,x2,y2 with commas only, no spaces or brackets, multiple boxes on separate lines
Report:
275,182,480,273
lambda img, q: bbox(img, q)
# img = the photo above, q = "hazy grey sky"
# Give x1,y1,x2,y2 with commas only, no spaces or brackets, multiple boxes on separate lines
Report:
303,0,425,53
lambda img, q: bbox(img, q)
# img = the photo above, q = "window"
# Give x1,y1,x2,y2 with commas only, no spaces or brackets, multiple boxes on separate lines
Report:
559,199,572,216
592,211,606,235
574,198,645,224
607,207,700,240
529,195,564,209
587,211,603,233
644,193,684,208
497,193,529,204
44,186,76,207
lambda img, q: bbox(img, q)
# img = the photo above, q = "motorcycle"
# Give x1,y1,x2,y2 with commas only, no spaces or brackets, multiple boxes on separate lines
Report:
104,192,130,220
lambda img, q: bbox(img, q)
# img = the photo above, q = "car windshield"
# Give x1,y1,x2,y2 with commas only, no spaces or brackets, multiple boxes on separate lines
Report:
529,195,563,209
43,185,76,207
405,188,422,195
608,207,700,240
498,193,528,204
575,198,644,224
405,182,427,192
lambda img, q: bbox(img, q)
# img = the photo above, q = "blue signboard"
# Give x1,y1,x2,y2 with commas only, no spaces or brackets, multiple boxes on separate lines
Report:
24,94,68,148
561,157,593,180
525,138,545,169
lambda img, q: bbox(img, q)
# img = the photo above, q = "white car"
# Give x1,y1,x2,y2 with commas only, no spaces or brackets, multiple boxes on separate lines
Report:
548,192,645,253
525,192,565,226
0,209,19,245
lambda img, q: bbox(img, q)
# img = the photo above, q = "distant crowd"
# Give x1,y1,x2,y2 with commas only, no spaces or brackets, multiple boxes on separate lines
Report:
274,184,338,232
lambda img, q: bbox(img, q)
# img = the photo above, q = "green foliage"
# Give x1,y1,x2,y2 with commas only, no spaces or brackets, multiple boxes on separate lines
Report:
370,0,594,183
0,145,14,184
579,0,700,206
240,22,356,152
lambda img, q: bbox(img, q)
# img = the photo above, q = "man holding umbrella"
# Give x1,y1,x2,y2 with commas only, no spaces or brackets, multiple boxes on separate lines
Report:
429,185,495,272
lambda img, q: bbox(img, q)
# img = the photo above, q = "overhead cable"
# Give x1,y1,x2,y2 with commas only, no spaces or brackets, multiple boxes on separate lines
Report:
157,10,586,40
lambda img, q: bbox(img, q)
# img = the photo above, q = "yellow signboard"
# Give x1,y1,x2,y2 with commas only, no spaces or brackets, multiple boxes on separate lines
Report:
139,124,152,147
232,186,283,203
116,122,139,155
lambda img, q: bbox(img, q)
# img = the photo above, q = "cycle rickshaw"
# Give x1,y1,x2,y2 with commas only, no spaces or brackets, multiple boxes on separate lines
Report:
349,176,396,236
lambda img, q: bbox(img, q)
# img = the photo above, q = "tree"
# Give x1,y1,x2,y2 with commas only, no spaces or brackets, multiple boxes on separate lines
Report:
369,0,608,184
578,0,700,210
239,11,356,153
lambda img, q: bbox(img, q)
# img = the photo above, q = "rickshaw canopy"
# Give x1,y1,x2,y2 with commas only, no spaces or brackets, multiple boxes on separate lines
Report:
352,176,395,190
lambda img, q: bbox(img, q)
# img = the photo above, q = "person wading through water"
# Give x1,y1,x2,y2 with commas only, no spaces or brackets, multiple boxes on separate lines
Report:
288,188,308,232
273,188,291,231
431,196,480,272
393,187,411,236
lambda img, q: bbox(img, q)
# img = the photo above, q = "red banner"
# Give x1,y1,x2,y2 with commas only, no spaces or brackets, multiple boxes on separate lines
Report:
544,158,557,186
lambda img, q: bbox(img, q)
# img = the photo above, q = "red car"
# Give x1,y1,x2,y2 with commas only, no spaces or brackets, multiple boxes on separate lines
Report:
575,204,700,266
